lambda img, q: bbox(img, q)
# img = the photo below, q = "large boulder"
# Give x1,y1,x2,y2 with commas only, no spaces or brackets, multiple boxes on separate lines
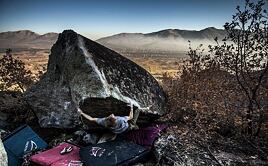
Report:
25,30,166,128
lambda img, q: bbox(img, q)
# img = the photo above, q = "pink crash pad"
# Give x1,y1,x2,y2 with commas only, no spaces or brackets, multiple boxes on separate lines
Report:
30,142,81,166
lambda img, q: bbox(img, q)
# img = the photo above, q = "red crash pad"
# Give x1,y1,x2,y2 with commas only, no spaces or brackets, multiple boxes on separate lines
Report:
30,142,82,166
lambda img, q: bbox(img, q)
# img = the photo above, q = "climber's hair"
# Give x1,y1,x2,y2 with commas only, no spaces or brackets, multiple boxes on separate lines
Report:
106,114,116,127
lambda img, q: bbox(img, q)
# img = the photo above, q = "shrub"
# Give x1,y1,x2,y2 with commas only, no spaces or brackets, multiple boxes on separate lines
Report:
0,49,34,92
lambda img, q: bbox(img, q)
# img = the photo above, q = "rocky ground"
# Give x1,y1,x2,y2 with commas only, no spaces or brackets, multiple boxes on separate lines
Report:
153,124,268,166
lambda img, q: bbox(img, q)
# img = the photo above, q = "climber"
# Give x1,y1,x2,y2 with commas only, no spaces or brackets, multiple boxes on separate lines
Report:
77,103,134,134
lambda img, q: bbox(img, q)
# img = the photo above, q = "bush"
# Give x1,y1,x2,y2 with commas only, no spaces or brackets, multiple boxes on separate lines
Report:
0,49,35,92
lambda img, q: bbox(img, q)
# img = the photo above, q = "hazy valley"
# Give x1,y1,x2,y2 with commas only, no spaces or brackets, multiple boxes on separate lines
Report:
0,27,227,79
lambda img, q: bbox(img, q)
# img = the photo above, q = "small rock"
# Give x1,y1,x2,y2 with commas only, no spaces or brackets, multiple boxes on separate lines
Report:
0,138,8,166
83,133,98,145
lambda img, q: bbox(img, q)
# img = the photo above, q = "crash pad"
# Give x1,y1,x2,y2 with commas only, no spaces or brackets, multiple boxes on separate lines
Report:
3,125,48,166
125,124,167,149
30,142,81,166
79,140,150,166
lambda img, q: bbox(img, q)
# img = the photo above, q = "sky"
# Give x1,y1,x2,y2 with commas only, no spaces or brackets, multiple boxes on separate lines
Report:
0,0,249,39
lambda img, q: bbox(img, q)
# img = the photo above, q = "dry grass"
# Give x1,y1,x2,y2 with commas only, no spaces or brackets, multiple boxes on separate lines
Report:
4,50,49,75
130,57,184,78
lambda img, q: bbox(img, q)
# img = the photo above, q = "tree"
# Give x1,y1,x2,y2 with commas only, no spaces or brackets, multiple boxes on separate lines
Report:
180,0,267,136
0,49,34,92
200,0,268,136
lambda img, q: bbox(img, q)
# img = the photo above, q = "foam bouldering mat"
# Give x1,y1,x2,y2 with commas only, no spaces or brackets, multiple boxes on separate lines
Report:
125,124,168,149
30,142,81,166
3,125,48,166
79,140,150,166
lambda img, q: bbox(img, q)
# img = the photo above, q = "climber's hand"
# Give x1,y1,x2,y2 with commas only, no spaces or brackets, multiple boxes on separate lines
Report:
77,107,83,115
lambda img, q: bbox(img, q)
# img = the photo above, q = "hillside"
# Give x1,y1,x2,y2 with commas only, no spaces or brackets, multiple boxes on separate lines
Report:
0,28,227,53
0,30,58,50
97,27,227,52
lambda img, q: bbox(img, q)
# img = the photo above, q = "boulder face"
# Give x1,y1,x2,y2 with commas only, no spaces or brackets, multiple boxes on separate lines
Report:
0,91,30,130
25,30,167,128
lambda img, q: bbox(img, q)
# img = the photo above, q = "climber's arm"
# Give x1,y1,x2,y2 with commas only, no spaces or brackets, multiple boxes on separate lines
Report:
127,104,133,121
77,107,98,123
81,112,98,122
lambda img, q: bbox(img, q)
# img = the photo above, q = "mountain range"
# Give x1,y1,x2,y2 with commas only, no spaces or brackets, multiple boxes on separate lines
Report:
97,27,227,52
0,30,58,50
0,27,227,52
